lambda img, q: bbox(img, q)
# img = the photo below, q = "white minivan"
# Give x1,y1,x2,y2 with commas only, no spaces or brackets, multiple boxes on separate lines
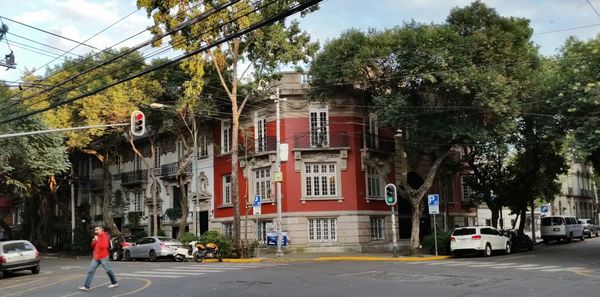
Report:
450,226,511,257
541,216,584,243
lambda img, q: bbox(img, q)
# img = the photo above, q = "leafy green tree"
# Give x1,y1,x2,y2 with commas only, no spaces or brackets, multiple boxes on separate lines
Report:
138,0,319,255
309,1,538,253
0,84,70,238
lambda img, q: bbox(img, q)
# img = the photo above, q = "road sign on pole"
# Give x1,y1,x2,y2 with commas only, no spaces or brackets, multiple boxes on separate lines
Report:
253,195,261,216
428,194,440,256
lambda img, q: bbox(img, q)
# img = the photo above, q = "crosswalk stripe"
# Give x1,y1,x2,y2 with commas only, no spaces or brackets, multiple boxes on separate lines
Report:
540,267,583,272
155,269,224,273
136,271,207,275
463,262,500,267
162,267,241,271
119,273,183,278
443,261,483,266
489,264,538,269
425,262,451,266
517,266,560,271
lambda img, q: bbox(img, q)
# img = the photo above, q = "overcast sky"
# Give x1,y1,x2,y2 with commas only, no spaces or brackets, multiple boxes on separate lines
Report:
2,0,600,83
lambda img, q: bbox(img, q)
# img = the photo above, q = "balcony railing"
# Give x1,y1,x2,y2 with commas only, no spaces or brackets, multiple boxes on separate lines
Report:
365,133,395,152
294,131,349,149
239,136,277,155
161,162,192,178
120,170,148,185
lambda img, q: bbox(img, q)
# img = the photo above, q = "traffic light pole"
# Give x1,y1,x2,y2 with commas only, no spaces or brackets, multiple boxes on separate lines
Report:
391,204,398,257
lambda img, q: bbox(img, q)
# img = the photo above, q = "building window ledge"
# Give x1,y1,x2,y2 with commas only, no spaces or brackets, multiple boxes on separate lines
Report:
218,204,233,209
301,197,343,203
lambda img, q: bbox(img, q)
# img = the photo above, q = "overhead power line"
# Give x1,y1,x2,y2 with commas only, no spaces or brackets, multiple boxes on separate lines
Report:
0,0,323,125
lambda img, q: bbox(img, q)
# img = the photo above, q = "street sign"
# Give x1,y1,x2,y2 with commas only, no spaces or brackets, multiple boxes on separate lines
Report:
540,205,549,214
253,195,261,216
267,232,288,246
273,172,283,182
428,194,440,215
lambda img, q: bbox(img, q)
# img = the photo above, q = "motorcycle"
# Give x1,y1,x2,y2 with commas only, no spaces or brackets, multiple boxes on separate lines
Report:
173,242,196,262
194,242,223,262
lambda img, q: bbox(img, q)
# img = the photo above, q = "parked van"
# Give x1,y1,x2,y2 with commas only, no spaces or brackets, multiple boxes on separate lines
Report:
541,216,584,243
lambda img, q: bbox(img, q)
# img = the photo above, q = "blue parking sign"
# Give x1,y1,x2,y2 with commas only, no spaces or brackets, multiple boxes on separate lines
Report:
428,194,440,214
253,195,261,207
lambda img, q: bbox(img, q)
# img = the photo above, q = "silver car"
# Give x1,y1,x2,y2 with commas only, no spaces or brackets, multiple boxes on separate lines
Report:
123,237,182,261
579,219,599,238
0,240,41,278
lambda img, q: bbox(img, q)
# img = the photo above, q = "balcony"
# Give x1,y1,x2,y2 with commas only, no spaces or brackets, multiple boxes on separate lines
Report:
240,136,277,155
161,162,192,179
293,131,349,149
120,170,148,186
364,133,395,152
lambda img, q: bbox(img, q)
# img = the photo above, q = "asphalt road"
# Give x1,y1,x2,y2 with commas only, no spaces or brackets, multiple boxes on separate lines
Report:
2,237,600,297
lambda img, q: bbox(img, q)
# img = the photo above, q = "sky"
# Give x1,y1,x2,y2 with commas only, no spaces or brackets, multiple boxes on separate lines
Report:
2,0,600,84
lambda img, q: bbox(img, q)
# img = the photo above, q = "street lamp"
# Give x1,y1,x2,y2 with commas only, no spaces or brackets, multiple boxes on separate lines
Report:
258,80,285,259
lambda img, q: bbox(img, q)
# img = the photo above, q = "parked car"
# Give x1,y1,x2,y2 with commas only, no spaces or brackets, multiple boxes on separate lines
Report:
123,237,182,261
0,240,41,279
110,235,137,261
541,216,584,243
578,219,599,238
450,226,511,257
505,229,534,252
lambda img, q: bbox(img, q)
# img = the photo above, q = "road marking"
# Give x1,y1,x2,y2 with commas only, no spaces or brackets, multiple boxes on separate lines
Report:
489,264,538,269
164,266,242,270
539,267,583,272
155,269,224,273
134,270,207,275
442,261,480,266
3,274,81,297
2,276,51,289
61,281,110,297
517,266,560,270
111,277,153,297
118,273,183,278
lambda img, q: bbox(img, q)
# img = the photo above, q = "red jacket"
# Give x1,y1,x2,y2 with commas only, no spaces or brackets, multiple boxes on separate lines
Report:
91,231,110,260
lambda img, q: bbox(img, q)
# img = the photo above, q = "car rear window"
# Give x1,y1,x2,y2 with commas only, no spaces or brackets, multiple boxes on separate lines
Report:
542,217,564,226
452,228,476,236
2,242,35,253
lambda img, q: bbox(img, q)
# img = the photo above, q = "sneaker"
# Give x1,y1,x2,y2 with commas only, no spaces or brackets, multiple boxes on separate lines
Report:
108,283,119,288
78,287,89,291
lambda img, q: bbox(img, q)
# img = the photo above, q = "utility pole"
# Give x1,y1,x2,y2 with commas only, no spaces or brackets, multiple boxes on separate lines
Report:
191,112,199,236
275,86,284,258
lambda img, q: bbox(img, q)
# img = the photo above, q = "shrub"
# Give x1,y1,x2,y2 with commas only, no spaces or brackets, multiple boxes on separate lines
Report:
127,211,142,228
132,229,148,239
180,232,200,244
71,224,92,255
157,229,166,237
200,230,234,258
165,208,182,221
421,230,452,255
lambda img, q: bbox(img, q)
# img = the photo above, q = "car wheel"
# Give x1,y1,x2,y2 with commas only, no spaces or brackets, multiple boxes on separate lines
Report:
148,250,157,262
174,254,184,262
111,250,121,261
596,231,599,237
505,243,511,255
31,264,40,274
124,250,132,261
483,243,492,257
567,233,573,242
528,241,534,251
581,233,585,241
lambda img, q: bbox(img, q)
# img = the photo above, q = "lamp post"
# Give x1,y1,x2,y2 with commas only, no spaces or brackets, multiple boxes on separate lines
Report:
258,80,285,258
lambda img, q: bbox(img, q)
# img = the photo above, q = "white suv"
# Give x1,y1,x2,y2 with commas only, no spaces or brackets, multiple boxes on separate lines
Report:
0,240,41,279
541,216,584,243
450,226,510,257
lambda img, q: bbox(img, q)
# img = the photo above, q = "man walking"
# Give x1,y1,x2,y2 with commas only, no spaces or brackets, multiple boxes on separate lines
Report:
79,226,119,291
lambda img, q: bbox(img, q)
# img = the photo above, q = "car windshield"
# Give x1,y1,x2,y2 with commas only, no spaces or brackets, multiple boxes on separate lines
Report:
452,228,476,236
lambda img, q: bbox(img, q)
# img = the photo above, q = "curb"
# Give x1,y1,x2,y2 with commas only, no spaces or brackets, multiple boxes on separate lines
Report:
212,255,452,263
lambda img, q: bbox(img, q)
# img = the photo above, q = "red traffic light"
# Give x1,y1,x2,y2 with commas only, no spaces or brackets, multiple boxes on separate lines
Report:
135,113,144,121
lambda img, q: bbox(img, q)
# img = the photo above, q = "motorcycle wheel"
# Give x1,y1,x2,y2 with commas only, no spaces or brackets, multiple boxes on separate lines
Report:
194,252,204,263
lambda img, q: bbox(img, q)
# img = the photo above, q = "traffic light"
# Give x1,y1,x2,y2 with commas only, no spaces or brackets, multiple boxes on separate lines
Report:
385,183,397,206
130,110,146,136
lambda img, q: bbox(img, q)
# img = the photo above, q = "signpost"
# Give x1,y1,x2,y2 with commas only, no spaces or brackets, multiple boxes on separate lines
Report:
540,205,549,216
428,194,440,256
253,195,261,216
385,184,398,257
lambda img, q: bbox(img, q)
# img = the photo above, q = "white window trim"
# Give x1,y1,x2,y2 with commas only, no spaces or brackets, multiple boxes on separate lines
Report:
255,114,267,153
370,216,385,241
301,162,340,200
460,175,474,201
366,166,383,200
253,166,273,203
221,120,232,154
308,218,338,242
222,175,232,206
309,105,329,147
368,113,378,149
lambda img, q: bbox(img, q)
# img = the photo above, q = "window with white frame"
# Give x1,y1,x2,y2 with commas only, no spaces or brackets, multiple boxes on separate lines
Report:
255,116,267,153
368,113,378,149
366,166,383,199
223,222,233,238
154,146,160,168
304,163,338,198
256,220,272,244
460,176,474,201
223,175,232,205
308,218,337,242
133,192,144,215
221,120,232,153
254,167,272,201
370,217,385,241
176,141,184,160
309,106,328,147
198,134,209,157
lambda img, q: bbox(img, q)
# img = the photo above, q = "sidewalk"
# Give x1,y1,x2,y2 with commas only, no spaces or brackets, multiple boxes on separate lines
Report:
219,251,451,263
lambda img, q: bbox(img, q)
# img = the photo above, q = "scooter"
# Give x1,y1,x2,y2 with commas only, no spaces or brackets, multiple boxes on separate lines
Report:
173,241,198,262
194,242,223,262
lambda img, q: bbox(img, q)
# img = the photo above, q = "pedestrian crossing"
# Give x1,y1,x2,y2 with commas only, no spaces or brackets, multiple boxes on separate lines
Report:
118,263,285,279
405,260,583,273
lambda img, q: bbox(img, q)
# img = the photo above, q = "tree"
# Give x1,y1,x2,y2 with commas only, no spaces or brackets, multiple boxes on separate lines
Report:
0,84,70,239
138,0,319,255
309,1,538,253
19,49,159,235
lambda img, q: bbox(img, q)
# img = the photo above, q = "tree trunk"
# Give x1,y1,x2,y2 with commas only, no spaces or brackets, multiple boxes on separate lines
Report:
177,175,189,240
409,197,424,254
231,115,241,256
518,208,527,231
101,152,120,235
0,218,12,239
490,206,499,229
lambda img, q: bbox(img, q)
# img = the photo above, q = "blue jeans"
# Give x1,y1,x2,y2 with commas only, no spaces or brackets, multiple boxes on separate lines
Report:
84,257,117,288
